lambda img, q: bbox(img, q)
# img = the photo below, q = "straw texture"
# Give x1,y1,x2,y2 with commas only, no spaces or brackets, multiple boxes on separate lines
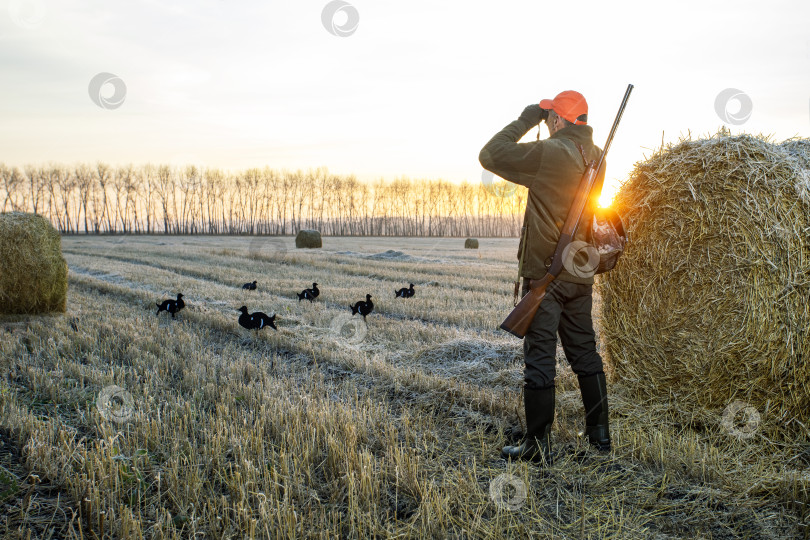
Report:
600,131,810,439
0,212,68,314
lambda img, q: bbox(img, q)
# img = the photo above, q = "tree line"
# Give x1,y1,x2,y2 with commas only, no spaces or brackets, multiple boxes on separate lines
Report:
0,163,527,237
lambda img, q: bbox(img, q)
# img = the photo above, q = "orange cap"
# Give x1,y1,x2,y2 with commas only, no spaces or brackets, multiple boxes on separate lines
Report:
539,90,588,125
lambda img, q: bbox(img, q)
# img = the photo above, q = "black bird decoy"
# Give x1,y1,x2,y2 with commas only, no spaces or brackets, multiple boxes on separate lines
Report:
395,283,415,298
156,293,185,319
237,306,277,331
349,294,374,320
297,282,319,302
242,280,258,291
297,289,314,302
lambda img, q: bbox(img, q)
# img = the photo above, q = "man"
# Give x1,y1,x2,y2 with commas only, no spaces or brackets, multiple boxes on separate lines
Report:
479,90,610,464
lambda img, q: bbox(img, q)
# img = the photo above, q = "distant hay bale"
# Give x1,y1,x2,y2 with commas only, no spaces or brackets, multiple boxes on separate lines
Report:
464,238,479,249
0,212,68,314
295,229,322,249
600,131,810,438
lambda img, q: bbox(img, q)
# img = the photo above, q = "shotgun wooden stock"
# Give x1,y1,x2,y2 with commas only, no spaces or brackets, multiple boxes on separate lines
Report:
499,274,554,338
499,84,634,339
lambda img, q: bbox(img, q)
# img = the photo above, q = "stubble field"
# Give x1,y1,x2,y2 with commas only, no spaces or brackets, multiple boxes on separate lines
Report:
0,236,806,538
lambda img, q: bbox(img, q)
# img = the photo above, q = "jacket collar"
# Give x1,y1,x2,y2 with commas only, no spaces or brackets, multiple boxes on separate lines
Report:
549,124,594,145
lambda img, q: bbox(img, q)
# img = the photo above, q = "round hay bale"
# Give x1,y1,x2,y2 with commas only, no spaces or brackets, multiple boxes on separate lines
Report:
295,229,322,249
600,132,810,438
0,212,68,314
464,238,479,249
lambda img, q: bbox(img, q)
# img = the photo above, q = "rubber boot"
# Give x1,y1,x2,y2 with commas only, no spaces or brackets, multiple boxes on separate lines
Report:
578,372,611,451
502,386,554,464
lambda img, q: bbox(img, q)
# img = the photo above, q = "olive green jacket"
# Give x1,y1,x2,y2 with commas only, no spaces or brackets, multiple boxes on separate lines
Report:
479,119,605,284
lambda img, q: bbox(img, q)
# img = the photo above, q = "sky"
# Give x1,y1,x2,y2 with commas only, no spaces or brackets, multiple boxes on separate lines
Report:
2,0,809,205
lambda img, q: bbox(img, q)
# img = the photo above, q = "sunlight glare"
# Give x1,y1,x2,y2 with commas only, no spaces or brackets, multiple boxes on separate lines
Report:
598,180,620,208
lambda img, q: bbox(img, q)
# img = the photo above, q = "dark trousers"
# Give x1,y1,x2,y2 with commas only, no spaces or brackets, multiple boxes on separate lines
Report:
522,279,604,389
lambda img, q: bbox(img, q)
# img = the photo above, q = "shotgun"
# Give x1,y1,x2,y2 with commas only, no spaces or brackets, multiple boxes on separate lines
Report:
500,84,634,339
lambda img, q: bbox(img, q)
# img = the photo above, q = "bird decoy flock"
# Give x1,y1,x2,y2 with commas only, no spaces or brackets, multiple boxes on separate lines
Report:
156,281,414,333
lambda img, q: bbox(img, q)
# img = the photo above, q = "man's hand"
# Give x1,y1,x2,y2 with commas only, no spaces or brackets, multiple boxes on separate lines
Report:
518,105,550,127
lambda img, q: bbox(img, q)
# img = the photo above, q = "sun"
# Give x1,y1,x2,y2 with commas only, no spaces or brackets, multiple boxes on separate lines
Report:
598,180,620,208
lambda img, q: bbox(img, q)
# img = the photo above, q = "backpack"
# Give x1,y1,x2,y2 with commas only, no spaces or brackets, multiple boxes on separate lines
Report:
590,206,627,274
